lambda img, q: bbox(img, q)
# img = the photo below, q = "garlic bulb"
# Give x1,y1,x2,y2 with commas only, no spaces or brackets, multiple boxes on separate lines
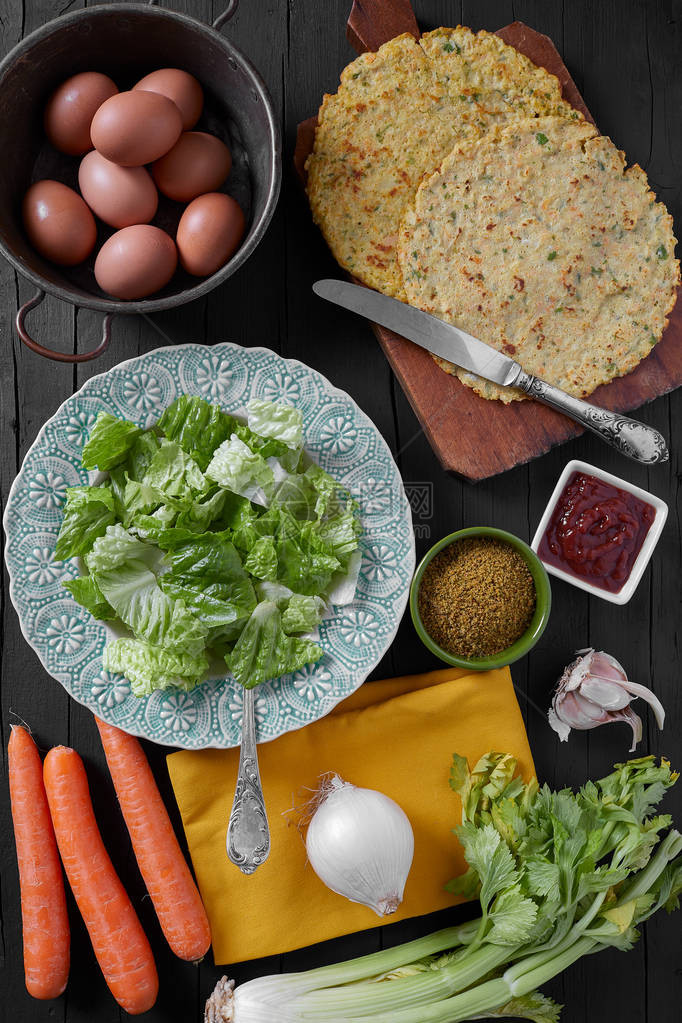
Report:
305,774,414,917
548,648,665,751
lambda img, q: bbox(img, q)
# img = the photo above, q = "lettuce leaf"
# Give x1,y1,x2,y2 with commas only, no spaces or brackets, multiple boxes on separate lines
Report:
103,637,208,696
142,440,208,500
160,576,256,631
109,470,166,525
81,411,142,471
318,507,363,563
325,547,362,606
253,584,326,632
281,594,327,634
275,527,340,596
231,421,301,472
255,580,294,604
276,463,338,520
157,394,237,471
246,399,303,450
173,487,227,533
165,531,246,581
232,501,292,548
125,431,161,481
158,530,256,633
244,536,279,580
55,485,116,560
226,601,323,688
93,558,207,650
130,490,230,546
232,502,343,596
132,518,208,549
210,489,259,531
86,523,160,574
83,525,206,650
206,434,275,505
63,575,116,620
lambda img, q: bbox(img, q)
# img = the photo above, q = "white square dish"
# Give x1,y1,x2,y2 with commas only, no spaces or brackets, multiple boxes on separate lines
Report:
530,459,668,605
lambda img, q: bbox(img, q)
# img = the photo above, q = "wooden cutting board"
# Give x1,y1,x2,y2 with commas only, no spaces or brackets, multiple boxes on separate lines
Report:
294,0,682,481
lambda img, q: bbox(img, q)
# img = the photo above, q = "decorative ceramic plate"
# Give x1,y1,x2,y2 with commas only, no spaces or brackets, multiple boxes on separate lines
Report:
4,343,414,750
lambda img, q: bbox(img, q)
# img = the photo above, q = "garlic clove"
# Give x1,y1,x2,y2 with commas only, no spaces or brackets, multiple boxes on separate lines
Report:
548,705,571,742
614,680,666,730
548,649,665,750
586,650,628,683
614,705,644,752
568,691,612,725
552,691,607,731
579,678,632,711
552,692,588,728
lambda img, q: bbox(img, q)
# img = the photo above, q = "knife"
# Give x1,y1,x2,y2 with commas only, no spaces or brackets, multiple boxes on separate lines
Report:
313,279,669,465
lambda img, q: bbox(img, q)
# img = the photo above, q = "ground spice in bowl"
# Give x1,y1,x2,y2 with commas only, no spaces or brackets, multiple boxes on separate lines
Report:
417,537,536,659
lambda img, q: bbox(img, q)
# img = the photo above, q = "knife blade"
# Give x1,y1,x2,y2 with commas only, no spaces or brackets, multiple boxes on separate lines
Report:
312,278,523,388
312,278,669,465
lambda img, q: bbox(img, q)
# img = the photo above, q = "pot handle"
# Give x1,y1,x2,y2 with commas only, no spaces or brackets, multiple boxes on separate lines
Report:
16,289,113,363
213,0,240,31
146,0,239,31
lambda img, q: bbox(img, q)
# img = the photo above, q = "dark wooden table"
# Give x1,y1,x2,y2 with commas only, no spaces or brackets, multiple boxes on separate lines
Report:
1,2,680,1021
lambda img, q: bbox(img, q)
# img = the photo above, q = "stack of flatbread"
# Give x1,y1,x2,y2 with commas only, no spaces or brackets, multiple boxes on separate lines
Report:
306,28,679,402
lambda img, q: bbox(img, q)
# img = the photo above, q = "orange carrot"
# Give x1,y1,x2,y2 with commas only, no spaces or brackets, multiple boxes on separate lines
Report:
95,716,211,962
43,745,158,1015
8,725,70,1000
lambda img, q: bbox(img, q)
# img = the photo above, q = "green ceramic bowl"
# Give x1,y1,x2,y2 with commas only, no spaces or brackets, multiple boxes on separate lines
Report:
409,527,551,671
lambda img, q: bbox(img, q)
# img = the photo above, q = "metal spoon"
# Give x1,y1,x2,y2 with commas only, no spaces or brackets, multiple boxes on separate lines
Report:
226,687,270,874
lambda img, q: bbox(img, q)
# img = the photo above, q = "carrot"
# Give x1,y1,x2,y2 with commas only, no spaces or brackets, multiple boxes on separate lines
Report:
8,725,70,1000
43,745,158,1015
95,716,211,962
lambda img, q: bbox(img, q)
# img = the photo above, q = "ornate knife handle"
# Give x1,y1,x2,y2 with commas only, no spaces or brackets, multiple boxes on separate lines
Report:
516,371,669,465
226,687,270,875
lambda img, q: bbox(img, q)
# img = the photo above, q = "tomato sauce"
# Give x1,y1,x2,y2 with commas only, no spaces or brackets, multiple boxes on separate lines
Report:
538,471,656,593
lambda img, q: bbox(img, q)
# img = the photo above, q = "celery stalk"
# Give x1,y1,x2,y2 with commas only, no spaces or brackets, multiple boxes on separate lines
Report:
206,756,682,1023
294,945,511,1017
231,923,477,1007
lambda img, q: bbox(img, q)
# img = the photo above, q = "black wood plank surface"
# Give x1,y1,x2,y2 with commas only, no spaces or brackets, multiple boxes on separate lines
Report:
1,1,680,1021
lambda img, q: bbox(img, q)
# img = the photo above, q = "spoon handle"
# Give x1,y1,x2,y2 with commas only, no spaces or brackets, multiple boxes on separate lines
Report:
226,687,270,875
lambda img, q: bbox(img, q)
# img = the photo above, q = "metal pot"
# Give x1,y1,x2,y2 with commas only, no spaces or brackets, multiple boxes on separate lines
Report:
0,0,280,362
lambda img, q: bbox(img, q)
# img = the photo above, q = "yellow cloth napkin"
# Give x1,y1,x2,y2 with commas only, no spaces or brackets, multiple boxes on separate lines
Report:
167,666,534,965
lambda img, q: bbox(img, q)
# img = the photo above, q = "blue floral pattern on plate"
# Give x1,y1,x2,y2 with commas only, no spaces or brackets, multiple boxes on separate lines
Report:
3,343,414,750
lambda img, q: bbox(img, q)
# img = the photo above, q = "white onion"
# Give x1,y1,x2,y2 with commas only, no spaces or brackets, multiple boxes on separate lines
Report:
305,775,414,917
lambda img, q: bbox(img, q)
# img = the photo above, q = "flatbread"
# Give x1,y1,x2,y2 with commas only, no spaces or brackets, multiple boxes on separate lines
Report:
306,28,578,299
398,116,679,401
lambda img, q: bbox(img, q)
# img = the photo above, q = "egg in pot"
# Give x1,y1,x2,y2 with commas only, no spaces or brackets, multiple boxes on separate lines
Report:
44,71,118,156
176,192,245,277
90,90,183,167
78,152,158,228
25,64,247,295
151,132,232,202
22,180,97,266
95,225,177,299
133,68,203,130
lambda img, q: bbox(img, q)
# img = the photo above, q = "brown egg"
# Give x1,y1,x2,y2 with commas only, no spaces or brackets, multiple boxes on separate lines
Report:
176,192,245,277
151,132,231,202
23,180,97,266
95,225,177,299
133,68,203,130
44,72,119,156
90,91,183,167
78,151,158,229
